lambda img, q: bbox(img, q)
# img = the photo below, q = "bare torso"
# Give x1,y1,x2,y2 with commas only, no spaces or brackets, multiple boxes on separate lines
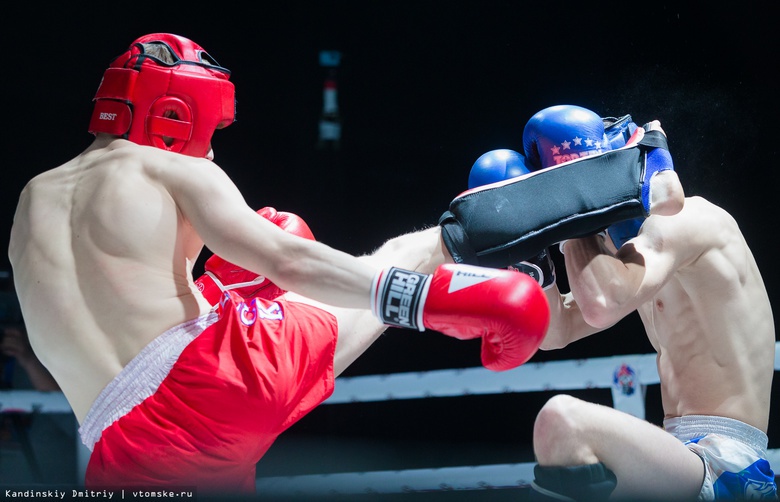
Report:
635,197,774,432
9,138,212,423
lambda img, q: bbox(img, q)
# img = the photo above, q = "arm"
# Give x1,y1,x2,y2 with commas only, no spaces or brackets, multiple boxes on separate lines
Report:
160,157,378,309
539,285,604,350
562,219,679,329
199,217,454,375
165,157,548,372
357,226,453,274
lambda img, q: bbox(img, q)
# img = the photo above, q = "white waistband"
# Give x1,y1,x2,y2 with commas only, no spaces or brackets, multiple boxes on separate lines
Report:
78,312,219,451
664,415,768,456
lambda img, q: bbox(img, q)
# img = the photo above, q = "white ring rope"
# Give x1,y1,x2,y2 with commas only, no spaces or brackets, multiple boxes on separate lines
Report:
326,352,661,404
3,343,778,495
256,463,537,496
254,343,780,496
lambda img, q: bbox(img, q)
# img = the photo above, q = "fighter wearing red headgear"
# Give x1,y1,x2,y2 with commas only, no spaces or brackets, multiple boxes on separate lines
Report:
88,33,235,158
11,32,552,494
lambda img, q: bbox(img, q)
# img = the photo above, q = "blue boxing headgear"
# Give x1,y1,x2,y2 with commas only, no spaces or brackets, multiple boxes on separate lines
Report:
468,149,530,189
523,105,611,170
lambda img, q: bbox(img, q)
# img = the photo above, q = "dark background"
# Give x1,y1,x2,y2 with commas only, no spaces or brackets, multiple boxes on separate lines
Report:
2,1,778,498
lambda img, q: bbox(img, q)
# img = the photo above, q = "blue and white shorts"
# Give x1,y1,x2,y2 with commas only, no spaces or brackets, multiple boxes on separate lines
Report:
665,415,777,500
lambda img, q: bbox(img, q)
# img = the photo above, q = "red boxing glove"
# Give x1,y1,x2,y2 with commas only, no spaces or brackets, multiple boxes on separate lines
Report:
372,264,550,371
195,207,316,305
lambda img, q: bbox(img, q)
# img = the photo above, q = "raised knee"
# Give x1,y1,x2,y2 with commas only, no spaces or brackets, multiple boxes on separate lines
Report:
535,394,580,434
533,394,587,462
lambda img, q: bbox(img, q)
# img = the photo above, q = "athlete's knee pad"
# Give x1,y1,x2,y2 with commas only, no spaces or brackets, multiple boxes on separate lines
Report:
531,463,617,501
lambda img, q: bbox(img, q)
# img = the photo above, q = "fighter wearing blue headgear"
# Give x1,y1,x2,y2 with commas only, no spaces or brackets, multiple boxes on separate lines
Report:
517,105,777,501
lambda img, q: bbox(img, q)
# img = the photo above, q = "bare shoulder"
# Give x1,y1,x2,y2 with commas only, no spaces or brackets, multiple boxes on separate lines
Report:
646,196,734,234
631,197,726,264
130,146,253,237
12,154,83,215
650,196,743,262
680,196,739,234
138,147,236,196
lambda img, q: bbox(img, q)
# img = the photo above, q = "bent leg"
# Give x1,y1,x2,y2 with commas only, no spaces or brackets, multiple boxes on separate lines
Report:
283,293,385,376
359,226,452,273
285,226,452,376
533,394,704,500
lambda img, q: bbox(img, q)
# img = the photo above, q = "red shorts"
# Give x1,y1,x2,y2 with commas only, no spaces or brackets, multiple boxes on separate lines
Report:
81,292,337,493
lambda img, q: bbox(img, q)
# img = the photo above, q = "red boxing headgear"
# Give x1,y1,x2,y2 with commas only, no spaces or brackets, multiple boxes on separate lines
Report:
88,33,236,158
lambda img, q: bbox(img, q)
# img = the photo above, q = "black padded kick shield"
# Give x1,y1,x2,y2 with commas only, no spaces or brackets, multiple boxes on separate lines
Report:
439,130,667,268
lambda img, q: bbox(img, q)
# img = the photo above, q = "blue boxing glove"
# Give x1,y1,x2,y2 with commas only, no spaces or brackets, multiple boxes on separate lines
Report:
603,114,644,248
468,150,556,290
523,105,610,170
523,106,656,250
524,104,612,252
522,104,674,215
467,149,530,189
